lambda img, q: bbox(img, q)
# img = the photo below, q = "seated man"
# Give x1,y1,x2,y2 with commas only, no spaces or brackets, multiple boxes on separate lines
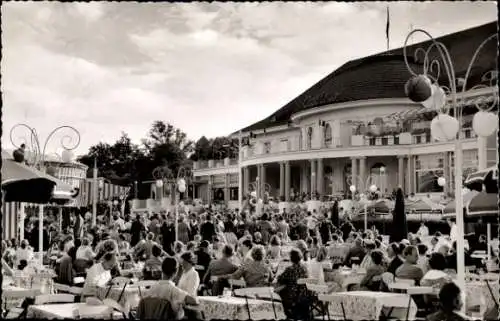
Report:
395,245,424,285
82,252,118,296
203,245,238,295
143,245,164,280
146,257,199,320
426,282,467,321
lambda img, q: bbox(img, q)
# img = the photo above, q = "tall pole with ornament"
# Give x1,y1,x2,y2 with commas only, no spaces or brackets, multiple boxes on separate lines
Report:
10,124,80,264
402,29,497,309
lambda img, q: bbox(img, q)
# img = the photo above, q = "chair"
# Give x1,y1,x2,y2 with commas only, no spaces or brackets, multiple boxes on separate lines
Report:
228,278,246,290
394,278,416,285
298,278,320,285
306,284,331,320
136,280,158,299
317,294,346,320
406,286,436,320
53,283,71,293
105,277,132,302
136,297,174,320
233,287,279,320
34,294,75,305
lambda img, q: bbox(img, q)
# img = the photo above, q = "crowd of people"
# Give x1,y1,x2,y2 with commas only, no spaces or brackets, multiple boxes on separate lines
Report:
2,203,499,320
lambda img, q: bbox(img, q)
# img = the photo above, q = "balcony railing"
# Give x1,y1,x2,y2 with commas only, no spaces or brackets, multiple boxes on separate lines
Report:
193,158,238,171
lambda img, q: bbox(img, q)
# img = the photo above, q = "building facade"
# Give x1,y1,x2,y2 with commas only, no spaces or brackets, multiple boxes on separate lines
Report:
193,22,498,206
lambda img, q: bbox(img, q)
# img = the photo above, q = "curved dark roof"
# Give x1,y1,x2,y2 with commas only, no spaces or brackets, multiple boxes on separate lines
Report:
239,21,497,133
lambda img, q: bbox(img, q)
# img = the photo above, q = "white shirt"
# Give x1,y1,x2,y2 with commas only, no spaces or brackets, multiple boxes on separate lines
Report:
177,267,199,297
114,218,126,231
306,217,317,230
307,260,325,283
76,245,95,261
83,263,112,296
449,224,458,242
417,225,429,237
15,247,33,266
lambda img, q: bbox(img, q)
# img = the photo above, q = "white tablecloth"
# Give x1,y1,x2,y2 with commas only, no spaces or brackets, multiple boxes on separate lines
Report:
28,303,115,319
331,269,365,290
323,291,417,321
198,296,286,320
96,285,142,314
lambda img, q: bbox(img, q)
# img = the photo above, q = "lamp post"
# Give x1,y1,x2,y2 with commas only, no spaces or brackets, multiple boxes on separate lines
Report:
402,29,498,307
9,124,80,263
347,174,378,231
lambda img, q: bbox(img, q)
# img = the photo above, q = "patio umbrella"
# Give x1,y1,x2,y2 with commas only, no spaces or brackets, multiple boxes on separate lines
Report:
467,192,499,217
2,150,56,203
368,199,394,215
406,198,444,213
390,188,407,243
331,200,340,227
464,166,498,193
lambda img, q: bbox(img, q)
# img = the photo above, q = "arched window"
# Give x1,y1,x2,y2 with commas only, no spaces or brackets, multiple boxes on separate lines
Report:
307,127,313,149
324,123,332,147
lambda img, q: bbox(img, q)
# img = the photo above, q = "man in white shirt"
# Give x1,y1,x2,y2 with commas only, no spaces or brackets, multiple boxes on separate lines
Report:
417,222,429,238
177,252,200,297
82,252,117,296
448,219,458,243
147,257,198,319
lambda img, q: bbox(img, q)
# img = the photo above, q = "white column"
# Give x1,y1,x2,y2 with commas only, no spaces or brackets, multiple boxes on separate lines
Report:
38,205,44,266
19,203,25,241
317,158,324,197
359,157,366,186
398,156,405,188
310,159,317,196
477,136,487,170
351,158,358,184
285,161,291,201
279,162,285,199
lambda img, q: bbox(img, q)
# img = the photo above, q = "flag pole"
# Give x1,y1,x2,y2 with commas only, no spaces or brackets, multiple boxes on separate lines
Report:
92,157,97,227
386,5,390,51
238,130,243,212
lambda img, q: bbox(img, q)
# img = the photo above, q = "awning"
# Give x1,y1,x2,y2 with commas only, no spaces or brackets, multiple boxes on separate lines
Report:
464,167,498,193
468,192,499,216
2,150,56,203
1,150,75,204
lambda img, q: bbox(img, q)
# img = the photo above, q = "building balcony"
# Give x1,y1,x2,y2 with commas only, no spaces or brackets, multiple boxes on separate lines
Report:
192,157,239,176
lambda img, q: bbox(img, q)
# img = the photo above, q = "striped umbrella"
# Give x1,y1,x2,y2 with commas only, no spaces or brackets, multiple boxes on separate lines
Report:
464,166,498,193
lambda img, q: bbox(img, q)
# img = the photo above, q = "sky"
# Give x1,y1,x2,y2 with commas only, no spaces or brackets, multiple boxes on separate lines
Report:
1,1,497,156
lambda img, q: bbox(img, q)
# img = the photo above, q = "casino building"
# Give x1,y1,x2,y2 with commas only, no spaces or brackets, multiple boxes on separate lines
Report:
192,22,498,206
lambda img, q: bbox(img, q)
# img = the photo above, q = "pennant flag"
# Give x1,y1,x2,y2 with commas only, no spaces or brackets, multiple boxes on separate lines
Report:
386,6,390,51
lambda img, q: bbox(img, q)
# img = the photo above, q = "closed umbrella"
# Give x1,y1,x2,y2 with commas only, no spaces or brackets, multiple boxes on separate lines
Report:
390,188,407,243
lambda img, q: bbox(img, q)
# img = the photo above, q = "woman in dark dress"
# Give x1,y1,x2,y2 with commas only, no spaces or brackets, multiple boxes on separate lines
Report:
277,249,309,320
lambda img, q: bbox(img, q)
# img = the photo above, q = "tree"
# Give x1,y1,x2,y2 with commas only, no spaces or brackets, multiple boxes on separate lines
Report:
190,136,211,161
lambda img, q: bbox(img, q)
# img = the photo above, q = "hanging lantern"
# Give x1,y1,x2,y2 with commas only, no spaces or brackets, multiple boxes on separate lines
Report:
422,85,446,110
437,177,446,187
369,184,378,193
405,75,433,102
13,148,25,163
472,111,498,137
61,150,73,163
250,191,257,198
430,113,459,141
349,185,356,193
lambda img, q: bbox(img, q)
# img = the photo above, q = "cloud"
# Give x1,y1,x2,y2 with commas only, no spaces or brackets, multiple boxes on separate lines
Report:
1,1,497,155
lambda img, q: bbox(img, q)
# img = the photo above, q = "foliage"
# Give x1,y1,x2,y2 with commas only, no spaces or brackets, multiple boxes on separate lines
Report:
77,121,194,198
190,135,239,161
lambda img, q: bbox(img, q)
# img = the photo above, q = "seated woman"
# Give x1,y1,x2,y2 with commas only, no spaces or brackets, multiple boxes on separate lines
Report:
222,245,273,287
421,253,452,288
15,240,33,269
146,257,199,320
307,246,327,283
267,235,282,260
56,247,77,285
358,250,386,291
82,252,118,297
276,249,309,320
